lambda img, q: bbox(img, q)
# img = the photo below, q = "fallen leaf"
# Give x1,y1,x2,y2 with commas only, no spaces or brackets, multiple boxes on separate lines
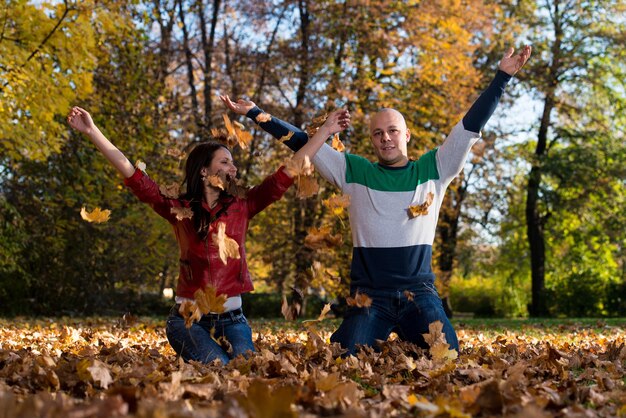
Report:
211,222,240,265
80,207,111,223
408,192,434,218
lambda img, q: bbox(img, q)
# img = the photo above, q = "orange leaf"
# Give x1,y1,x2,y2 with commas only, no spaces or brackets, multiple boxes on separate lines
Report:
255,112,272,123
408,192,434,218
304,226,343,250
331,133,345,152
280,131,295,143
194,284,227,314
80,207,111,223
346,291,372,308
323,194,351,216
211,222,240,265
296,175,319,199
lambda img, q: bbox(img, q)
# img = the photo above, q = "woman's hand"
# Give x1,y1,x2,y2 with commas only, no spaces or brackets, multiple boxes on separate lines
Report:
219,95,256,116
498,45,532,76
67,107,96,135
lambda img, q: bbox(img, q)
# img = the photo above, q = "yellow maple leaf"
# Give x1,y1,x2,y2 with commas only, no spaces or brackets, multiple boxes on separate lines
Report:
408,192,434,218
80,207,111,223
159,183,180,199
170,206,193,221
295,175,319,199
331,133,345,152
255,112,272,123
179,300,202,328
194,284,227,314
346,291,372,308
222,113,253,149
323,194,351,216
212,222,240,265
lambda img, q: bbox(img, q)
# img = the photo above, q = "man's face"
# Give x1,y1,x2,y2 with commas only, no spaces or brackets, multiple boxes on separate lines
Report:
369,109,410,167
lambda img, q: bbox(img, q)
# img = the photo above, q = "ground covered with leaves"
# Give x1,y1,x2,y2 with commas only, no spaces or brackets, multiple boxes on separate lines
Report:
0,316,624,417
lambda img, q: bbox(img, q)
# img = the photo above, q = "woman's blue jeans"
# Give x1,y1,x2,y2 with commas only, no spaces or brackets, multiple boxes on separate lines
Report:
330,284,459,355
166,305,255,364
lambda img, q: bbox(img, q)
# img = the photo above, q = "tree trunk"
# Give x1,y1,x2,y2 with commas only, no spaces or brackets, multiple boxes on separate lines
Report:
197,0,221,138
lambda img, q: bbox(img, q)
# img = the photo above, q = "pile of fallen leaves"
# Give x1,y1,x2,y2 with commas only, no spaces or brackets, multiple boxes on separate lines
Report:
0,317,624,417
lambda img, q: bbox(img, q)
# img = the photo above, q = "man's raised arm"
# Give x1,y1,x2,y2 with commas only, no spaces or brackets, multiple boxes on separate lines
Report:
219,95,309,151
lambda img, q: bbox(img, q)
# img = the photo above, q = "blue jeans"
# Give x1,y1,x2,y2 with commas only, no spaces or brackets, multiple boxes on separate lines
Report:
330,284,459,355
166,305,255,364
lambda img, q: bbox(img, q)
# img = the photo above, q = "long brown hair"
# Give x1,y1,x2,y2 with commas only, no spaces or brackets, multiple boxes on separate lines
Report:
180,142,231,240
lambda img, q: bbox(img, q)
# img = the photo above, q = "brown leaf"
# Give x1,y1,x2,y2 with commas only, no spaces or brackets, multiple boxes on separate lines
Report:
194,284,227,314
211,222,240,265
170,206,193,221
283,155,314,177
323,194,351,216
179,300,202,328
295,175,319,199
304,226,343,250
403,290,415,301
159,183,180,199
280,131,295,143
346,291,372,308
236,379,297,418
408,192,434,218
281,287,303,321
166,148,184,159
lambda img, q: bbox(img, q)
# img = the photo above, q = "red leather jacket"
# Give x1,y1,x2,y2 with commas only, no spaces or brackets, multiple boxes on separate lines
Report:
124,167,293,298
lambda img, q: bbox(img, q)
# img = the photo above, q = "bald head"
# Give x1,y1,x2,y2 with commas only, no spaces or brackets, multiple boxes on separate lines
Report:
368,108,410,167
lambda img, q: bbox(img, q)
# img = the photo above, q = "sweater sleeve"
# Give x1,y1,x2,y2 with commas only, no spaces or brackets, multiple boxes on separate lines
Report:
245,166,295,218
246,106,309,151
462,70,512,133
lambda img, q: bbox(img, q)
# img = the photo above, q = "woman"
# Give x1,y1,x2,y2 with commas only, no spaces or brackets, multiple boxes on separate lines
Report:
67,106,350,364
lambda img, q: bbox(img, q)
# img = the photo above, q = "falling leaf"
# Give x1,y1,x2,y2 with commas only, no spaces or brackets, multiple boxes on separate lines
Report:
179,300,202,328
194,284,227,314
284,155,315,178
422,320,458,364
222,113,253,149
166,148,184,159
80,207,111,223
323,194,351,216
295,175,319,199
135,159,147,173
304,226,343,250
331,133,346,152
212,222,240,265
403,290,415,301
255,113,272,123
306,113,328,136
346,291,372,308
317,303,332,320
207,174,226,190
280,131,295,143
159,183,180,199
408,192,434,218
281,287,303,321
170,206,193,221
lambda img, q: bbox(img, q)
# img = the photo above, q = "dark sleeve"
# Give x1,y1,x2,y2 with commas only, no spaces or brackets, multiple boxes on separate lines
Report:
246,107,309,151
462,70,512,134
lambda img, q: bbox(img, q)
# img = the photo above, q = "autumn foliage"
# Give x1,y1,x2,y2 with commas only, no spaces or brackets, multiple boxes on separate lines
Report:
0,318,624,417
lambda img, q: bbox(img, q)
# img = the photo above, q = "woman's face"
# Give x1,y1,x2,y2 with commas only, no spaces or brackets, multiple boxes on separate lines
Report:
207,147,237,179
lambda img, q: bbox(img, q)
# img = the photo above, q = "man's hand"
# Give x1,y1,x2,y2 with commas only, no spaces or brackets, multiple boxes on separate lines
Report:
219,95,256,116
498,45,532,76
67,107,96,135
319,109,351,137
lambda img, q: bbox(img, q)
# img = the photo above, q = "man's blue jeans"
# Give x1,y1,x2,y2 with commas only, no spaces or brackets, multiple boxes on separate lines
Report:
330,284,459,355
166,305,255,364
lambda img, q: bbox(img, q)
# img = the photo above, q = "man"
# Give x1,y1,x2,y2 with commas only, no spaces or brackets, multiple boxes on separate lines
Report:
221,46,531,354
